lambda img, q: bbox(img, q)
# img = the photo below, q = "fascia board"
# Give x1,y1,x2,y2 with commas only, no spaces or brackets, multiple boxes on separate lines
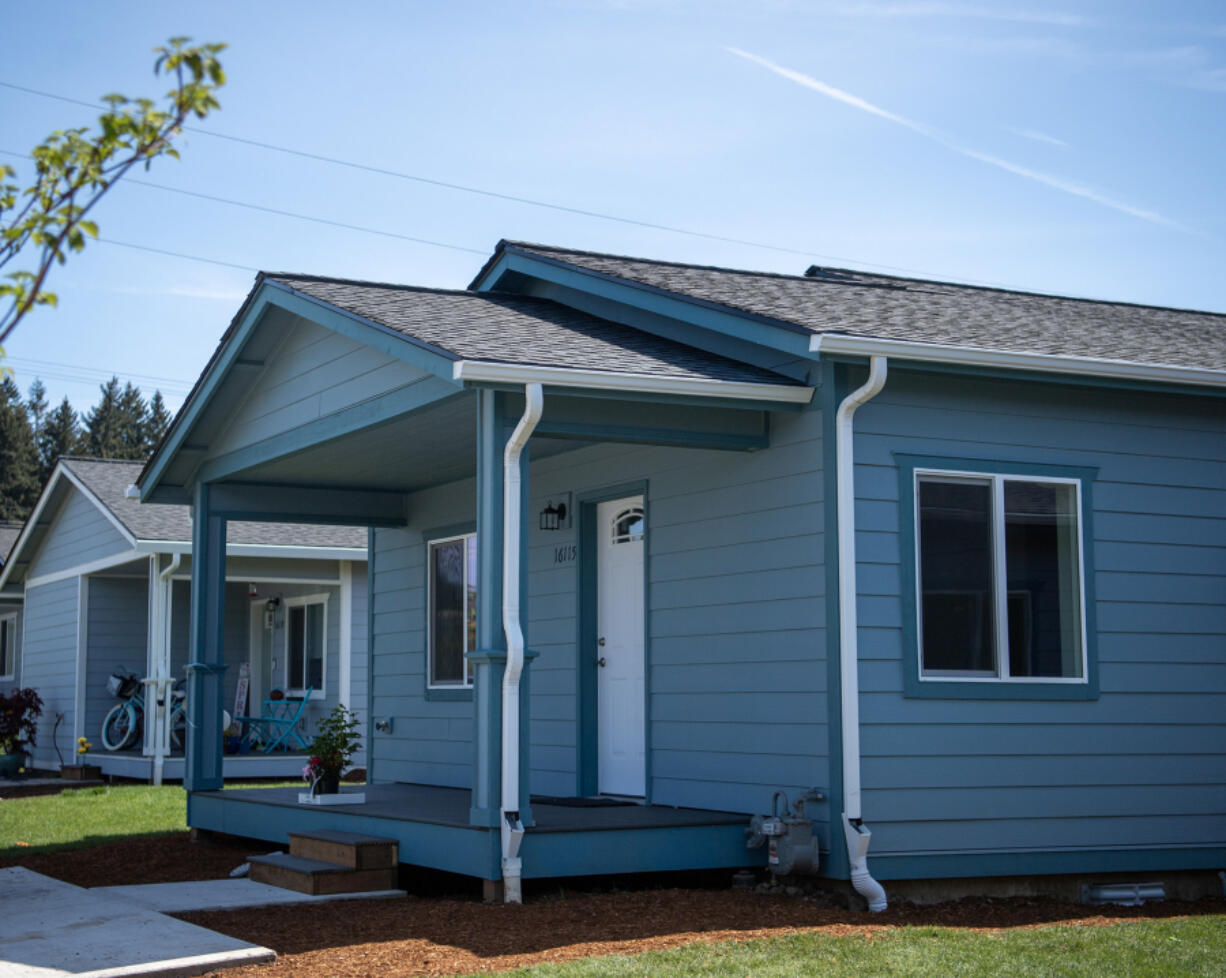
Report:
479,250,814,357
452,359,813,404
811,334,1226,390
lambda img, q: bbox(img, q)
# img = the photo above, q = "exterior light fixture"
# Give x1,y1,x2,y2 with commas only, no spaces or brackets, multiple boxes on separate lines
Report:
539,500,567,531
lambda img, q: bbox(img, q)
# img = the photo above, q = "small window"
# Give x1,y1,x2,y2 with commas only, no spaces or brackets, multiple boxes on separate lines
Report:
0,614,15,681
429,533,477,687
611,507,645,544
917,471,1086,683
285,597,327,697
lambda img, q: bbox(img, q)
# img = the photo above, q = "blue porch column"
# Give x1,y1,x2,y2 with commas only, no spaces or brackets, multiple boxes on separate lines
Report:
469,389,535,828
185,482,228,791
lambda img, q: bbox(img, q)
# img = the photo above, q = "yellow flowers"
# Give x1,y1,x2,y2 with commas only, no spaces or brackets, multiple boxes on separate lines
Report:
77,736,91,756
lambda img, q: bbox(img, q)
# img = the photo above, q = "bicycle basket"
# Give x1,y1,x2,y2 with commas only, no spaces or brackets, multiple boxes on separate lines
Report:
107,671,139,698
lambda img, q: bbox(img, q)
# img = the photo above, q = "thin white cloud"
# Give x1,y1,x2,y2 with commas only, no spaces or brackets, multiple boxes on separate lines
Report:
727,48,1188,232
1005,126,1070,149
825,3,1087,27
112,284,249,301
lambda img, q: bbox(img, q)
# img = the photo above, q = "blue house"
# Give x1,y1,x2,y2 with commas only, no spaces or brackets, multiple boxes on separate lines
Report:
0,457,368,782
137,242,1225,906
0,521,23,696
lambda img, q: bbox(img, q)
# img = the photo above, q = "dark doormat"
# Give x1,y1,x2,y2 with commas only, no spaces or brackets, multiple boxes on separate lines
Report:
532,795,637,808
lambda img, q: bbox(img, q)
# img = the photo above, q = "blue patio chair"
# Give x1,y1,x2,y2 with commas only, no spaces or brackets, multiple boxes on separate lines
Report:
235,688,313,753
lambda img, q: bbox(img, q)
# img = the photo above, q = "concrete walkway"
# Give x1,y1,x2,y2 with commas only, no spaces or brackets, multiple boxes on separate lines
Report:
0,866,274,977
95,878,407,914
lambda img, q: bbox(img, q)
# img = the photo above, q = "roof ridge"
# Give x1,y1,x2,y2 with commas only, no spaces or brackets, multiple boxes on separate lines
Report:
501,241,1226,320
264,271,478,298
60,456,144,465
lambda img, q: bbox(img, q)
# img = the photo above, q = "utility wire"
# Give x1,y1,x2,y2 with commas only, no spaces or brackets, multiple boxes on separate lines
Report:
0,78,926,272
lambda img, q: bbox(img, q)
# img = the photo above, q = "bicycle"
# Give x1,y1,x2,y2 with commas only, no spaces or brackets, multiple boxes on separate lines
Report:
101,669,187,752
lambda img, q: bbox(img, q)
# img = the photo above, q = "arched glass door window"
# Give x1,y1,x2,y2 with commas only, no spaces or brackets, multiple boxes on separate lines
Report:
611,506,645,544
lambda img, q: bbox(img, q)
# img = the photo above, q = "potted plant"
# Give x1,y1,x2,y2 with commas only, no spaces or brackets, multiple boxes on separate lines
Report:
63,736,102,780
0,687,43,778
303,705,361,796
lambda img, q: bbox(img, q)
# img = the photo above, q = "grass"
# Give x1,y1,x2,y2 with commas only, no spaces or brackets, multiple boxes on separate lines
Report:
0,780,302,857
0,784,187,856
482,915,1226,978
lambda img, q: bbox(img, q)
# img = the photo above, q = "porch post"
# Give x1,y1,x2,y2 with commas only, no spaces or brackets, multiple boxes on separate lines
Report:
470,390,535,828
185,482,228,792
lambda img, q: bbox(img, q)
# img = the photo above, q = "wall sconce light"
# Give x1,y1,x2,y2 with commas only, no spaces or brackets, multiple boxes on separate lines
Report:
539,500,567,531
247,583,259,598
264,596,282,630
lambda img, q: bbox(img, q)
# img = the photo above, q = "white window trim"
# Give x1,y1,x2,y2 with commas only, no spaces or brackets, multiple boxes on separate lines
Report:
283,592,329,699
0,612,17,681
426,532,476,690
914,467,1089,685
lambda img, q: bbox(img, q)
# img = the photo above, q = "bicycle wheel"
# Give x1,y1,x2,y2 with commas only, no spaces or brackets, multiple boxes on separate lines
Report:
169,706,187,751
101,702,139,751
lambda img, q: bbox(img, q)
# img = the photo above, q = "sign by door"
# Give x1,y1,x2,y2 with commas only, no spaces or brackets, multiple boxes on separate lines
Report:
234,661,250,722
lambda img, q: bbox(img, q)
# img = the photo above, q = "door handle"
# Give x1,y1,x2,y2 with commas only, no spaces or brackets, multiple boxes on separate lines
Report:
598,637,606,646
597,657,607,668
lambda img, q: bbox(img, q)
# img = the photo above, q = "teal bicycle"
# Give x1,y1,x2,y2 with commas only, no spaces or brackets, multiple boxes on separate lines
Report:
101,669,187,752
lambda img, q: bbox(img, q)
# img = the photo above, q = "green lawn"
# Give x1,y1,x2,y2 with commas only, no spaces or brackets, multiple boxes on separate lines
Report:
0,780,301,856
482,915,1226,978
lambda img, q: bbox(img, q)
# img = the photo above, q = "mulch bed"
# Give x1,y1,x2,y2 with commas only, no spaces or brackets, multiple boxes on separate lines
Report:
5,831,1223,978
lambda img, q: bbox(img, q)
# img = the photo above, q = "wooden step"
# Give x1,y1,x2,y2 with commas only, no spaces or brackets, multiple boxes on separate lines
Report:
248,852,398,896
289,829,399,870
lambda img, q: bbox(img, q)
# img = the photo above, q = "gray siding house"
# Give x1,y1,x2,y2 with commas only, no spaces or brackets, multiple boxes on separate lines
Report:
0,458,368,781
136,241,1224,905
0,521,23,694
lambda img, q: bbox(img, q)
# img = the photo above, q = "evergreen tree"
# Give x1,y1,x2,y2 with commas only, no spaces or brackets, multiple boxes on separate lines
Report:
145,390,172,453
83,376,124,458
0,376,40,520
38,396,81,484
26,379,47,435
117,381,149,458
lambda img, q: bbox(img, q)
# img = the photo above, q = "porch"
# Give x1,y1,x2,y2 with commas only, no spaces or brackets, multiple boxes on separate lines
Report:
83,749,308,782
189,782,758,883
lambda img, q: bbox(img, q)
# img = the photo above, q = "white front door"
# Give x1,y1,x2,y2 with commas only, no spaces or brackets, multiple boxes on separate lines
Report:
596,495,646,797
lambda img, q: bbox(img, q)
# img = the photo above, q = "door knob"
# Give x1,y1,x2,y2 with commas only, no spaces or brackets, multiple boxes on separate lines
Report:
598,637,606,646
597,657,607,668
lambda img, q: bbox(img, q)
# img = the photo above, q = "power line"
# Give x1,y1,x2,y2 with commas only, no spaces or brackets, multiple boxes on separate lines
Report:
0,78,924,272
7,354,195,389
98,236,260,273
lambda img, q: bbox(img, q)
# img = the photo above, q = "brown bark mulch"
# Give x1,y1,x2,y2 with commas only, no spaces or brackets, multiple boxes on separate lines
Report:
6,832,1223,978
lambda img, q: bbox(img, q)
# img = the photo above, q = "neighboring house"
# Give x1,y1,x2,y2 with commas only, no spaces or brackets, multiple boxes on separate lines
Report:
136,241,1225,904
0,521,24,693
0,458,368,781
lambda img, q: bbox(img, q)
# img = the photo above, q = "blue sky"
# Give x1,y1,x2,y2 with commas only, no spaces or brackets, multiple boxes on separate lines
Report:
3,0,1224,413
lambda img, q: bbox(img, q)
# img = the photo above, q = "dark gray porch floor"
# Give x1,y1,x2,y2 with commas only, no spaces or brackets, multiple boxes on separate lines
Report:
206,782,747,834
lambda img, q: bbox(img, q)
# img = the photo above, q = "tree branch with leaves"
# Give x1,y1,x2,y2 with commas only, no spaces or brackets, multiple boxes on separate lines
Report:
0,37,226,348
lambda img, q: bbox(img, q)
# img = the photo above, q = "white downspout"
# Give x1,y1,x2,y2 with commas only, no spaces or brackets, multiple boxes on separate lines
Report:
835,356,889,912
500,383,543,904
150,552,181,787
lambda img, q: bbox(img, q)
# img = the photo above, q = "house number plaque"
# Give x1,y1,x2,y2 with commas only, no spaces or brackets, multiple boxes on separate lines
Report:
553,544,577,565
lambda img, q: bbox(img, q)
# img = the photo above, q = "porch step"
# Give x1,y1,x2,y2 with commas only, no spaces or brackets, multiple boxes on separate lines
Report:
289,829,399,870
248,852,398,896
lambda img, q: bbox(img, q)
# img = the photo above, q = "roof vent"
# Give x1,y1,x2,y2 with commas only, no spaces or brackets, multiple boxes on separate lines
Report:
124,485,140,500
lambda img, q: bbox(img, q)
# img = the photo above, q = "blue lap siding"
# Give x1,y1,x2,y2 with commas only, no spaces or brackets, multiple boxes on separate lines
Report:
848,368,1226,875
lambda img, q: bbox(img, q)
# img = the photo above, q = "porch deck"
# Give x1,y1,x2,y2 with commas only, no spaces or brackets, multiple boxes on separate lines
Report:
189,783,760,883
88,749,309,782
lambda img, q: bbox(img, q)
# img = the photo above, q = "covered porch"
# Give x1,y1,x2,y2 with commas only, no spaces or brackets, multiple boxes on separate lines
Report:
137,274,812,896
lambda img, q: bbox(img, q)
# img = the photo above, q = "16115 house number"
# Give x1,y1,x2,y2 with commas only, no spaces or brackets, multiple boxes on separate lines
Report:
553,544,577,565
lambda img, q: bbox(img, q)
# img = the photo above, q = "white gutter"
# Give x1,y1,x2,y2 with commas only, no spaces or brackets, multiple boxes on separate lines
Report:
835,355,888,912
142,542,368,561
147,552,181,786
500,382,544,904
811,334,1226,390
453,360,813,404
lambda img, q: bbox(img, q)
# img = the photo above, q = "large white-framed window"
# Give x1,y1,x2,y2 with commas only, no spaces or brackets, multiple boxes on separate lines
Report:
427,532,477,689
284,594,328,699
0,613,16,681
915,468,1088,684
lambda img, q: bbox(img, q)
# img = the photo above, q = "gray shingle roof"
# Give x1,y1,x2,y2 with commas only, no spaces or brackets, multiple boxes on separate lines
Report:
0,522,21,569
267,275,803,387
496,242,1226,372
62,459,366,550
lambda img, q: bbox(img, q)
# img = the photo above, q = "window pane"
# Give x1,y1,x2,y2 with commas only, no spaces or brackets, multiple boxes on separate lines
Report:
919,479,996,673
305,603,324,690
431,539,465,684
1004,481,1083,678
288,606,305,689
0,619,10,676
